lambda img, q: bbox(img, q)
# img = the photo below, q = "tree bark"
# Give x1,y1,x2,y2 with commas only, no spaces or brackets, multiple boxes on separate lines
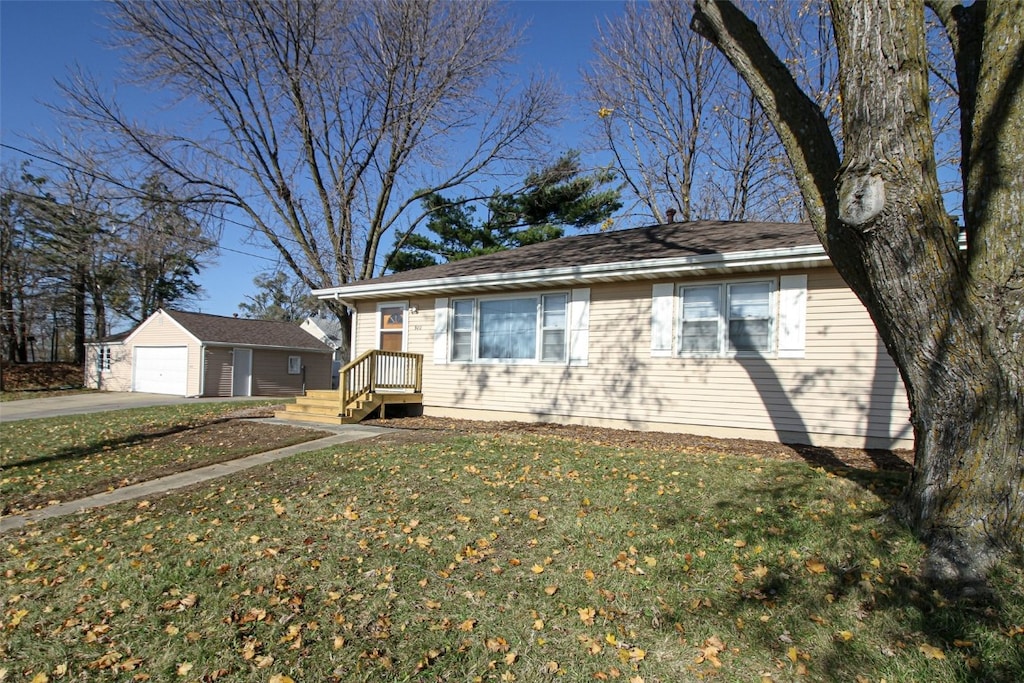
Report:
693,0,1023,584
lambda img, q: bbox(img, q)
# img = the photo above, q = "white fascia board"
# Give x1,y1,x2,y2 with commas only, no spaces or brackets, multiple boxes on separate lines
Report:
314,244,829,302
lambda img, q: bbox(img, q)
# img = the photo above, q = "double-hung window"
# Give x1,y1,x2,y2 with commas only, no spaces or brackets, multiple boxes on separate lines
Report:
97,346,112,373
679,280,774,355
451,294,568,363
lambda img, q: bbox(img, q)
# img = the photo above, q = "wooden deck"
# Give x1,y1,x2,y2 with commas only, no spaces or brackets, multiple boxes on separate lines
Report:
275,350,423,425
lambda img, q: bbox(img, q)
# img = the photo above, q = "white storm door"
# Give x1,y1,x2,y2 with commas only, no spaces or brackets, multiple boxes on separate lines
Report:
133,346,188,395
232,348,252,397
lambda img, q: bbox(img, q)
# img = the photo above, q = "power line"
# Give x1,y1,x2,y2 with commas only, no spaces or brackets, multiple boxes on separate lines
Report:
0,144,286,264
0,142,305,249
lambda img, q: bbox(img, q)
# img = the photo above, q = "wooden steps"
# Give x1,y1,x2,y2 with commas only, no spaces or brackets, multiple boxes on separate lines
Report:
275,389,423,426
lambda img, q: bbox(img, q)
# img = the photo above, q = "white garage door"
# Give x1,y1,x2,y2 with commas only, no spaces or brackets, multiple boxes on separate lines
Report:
134,347,188,395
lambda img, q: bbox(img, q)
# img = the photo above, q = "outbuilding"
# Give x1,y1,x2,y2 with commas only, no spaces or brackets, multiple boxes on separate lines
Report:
84,309,333,397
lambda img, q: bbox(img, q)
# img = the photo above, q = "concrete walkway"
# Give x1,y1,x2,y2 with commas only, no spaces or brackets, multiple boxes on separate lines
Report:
0,392,272,422
0,421,392,534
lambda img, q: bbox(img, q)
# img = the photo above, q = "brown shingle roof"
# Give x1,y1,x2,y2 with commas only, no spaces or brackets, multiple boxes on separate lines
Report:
164,310,332,351
360,220,819,287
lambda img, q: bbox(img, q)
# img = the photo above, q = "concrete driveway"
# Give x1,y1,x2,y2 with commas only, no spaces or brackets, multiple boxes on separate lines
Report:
0,393,274,423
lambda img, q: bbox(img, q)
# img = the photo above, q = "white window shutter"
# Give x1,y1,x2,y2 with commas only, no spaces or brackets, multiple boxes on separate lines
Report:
778,274,807,358
433,298,449,365
569,288,590,366
651,283,674,356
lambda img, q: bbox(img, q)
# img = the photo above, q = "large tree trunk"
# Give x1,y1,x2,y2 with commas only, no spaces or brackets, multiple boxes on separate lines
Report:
693,0,1023,584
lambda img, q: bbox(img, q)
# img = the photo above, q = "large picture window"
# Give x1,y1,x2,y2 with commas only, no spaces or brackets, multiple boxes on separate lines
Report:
451,294,568,363
679,280,773,355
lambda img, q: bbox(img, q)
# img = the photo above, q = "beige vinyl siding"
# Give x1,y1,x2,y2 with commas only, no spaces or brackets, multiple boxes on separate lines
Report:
126,313,202,396
203,347,233,397
354,266,911,449
84,342,132,391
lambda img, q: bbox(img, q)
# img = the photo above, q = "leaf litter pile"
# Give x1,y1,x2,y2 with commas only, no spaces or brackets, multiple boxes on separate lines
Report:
3,421,1022,682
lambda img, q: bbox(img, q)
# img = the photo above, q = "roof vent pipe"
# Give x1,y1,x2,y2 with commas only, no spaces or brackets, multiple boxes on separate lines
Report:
665,208,677,223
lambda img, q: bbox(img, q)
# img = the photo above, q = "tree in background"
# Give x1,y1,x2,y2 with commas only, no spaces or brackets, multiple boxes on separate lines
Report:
0,164,213,363
109,175,212,324
53,0,560,357
693,0,1022,585
238,269,320,322
585,0,837,223
0,167,46,363
385,153,622,272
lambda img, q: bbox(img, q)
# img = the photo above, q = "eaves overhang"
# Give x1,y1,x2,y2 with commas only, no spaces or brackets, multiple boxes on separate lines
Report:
314,244,830,304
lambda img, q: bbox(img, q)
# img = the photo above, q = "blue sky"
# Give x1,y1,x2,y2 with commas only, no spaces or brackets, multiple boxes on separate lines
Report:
1,0,625,321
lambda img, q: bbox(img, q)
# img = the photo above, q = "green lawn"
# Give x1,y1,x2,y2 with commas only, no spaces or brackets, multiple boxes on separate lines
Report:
0,401,323,514
2,429,1021,682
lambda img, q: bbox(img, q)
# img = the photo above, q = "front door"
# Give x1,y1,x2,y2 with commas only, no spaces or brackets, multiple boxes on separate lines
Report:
232,348,252,396
378,304,406,352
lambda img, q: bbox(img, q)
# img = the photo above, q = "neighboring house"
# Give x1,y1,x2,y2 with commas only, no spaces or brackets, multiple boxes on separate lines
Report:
313,220,913,450
84,309,333,397
301,314,346,389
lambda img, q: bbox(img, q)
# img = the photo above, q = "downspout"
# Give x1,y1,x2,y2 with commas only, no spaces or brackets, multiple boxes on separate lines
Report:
198,343,206,397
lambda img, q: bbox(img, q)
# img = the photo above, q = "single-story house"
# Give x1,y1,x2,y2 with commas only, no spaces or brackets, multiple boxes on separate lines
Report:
84,308,333,397
312,220,913,450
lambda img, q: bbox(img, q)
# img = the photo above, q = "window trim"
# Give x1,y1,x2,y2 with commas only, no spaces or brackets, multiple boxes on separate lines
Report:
376,301,408,352
449,292,569,365
97,345,113,373
676,277,777,357
287,355,302,375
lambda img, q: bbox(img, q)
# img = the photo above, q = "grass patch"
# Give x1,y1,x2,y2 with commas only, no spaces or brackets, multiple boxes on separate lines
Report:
0,387,96,402
2,432,1021,682
0,401,326,514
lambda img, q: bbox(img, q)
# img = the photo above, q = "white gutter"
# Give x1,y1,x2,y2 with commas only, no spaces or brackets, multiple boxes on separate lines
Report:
314,243,829,303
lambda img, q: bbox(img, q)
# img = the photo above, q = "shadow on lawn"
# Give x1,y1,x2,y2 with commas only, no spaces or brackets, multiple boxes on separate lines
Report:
654,470,1022,683
6,418,231,469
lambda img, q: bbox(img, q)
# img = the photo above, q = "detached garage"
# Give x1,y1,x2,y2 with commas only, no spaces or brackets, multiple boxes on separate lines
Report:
85,309,333,397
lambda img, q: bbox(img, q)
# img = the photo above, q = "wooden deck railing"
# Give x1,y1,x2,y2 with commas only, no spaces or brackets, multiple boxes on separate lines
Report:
340,349,423,411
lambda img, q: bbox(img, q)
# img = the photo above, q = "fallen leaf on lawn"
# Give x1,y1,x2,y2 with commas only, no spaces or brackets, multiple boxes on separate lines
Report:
485,637,510,653
579,607,596,625
459,618,477,632
919,643,946,660
176,662,193,676
540,661,560,674
268,676,295,683
544,585,559,595
837,630,854,641
695,636,725,668
805,559,827,574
